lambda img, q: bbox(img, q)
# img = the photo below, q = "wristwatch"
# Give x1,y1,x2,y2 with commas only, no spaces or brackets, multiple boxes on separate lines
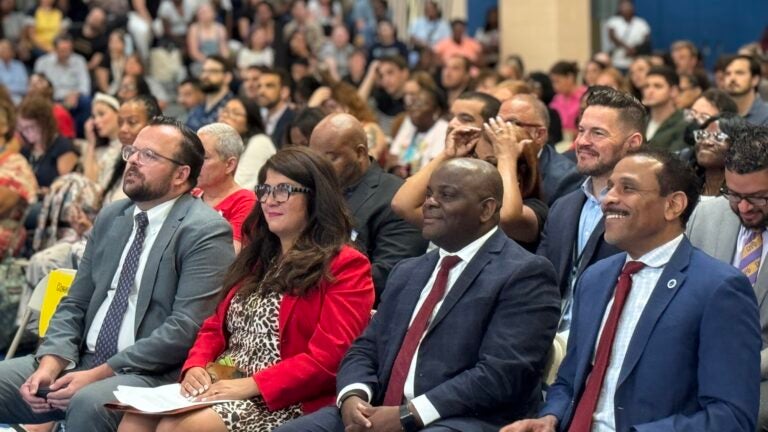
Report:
399,404,420,432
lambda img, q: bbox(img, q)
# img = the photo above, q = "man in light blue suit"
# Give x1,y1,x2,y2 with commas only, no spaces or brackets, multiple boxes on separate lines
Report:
503,150,761,432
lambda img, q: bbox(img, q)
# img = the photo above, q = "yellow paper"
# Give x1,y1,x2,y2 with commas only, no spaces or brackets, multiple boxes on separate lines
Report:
39,269,76,337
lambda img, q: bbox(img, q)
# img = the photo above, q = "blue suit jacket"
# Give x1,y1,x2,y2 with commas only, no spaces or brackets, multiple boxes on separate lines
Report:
542,238,761,431
539,145,584,206
537,188,621,297
338,229,561,431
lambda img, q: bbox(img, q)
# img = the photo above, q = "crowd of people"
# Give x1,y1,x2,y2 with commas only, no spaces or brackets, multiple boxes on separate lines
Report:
0,0,767,431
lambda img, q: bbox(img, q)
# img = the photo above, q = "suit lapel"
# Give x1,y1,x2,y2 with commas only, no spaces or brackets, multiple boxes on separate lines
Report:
382,252,439,370
578,217,606,275
559,193,586,284
426,231,503,333
617,239,690,387
133,194,191,332
714,210,740,264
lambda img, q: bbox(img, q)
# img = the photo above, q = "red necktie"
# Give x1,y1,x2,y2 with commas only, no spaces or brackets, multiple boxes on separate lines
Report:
383,255,462,406
569,260,645,432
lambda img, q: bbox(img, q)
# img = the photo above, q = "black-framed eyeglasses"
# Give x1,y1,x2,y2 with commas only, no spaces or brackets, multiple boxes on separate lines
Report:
256,183,312,203
122,145,186,166
720,186,768,206
504,118,544,129
694,130,729,145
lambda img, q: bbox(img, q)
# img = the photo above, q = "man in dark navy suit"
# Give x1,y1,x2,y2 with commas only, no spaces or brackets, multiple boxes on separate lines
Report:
277,158,560,431
537,87,645,340
503,151,761,432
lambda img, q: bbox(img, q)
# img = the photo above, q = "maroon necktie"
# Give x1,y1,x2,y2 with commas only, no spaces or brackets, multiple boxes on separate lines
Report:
382,255,462,406
569,260,646,432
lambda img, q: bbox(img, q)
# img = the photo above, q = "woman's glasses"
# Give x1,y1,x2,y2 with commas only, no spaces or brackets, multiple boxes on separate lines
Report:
256,183,312,203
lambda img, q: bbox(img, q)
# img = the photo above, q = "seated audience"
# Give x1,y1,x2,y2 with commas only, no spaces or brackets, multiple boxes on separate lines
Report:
187,2,230,77
0,100,38,256
358,56,409,134
0,117,235,431
18,96,78,193
549,61,587,135
285,107,326,147
194,123,257,252
96,29,130,95
118,146,375,431
276,158,560,432
504,150,761,432
0,39,28,104
256,68,294,149
689,114,745,199
218,96,276,191
675,70,709,109
389,80,448,176
187,55,235,133
724,54,768,126
687,124,768,432
309,113,427,300
643,66,688,152
81,93,121,192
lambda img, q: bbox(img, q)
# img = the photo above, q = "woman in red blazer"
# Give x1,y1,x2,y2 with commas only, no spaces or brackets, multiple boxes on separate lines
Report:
118,147,375,431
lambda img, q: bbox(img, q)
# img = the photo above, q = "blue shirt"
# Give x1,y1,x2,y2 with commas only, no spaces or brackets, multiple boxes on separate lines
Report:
0,59,28,104
577,177,607,254
186,93,233,132
746,95,768,126
408,17,451,46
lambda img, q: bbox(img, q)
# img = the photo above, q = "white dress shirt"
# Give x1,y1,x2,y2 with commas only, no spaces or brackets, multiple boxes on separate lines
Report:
85,198,178,354
338,227,499,426
591,234,684,431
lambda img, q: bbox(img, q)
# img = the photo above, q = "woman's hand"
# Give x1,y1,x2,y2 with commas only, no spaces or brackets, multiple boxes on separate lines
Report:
84,118,97,149
444,126,481,159
483,116,531,161
194,377,259,402
180,367,213,398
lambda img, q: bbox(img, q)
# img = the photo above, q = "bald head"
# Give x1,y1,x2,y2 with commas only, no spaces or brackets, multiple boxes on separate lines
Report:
498,94,550,150
424,158,502,251
309,113,369,187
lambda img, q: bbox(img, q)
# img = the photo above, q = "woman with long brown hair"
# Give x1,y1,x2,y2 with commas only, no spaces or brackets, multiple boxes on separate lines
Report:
118,147,375,432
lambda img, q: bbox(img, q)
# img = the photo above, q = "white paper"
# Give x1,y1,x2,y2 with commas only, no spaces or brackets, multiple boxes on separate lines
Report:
113,383,239,413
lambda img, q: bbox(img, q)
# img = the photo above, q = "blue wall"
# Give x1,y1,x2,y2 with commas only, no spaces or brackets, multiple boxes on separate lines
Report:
636,0,768,68
467,0,497,37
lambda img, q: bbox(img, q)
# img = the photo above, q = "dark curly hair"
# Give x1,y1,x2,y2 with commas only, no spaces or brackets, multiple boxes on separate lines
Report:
223,146,353,297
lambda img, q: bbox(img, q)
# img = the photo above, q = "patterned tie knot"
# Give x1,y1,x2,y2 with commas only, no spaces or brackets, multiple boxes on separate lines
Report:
621,260,646,277
135,212,149,231
440,255,462,272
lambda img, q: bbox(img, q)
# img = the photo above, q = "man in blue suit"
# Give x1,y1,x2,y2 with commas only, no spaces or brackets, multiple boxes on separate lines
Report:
503,150,761,432
537,87,645,340
277,158,561,431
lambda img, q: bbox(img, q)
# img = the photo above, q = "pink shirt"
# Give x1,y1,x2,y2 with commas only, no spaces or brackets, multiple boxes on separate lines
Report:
433,37,483,64
550,85,587,132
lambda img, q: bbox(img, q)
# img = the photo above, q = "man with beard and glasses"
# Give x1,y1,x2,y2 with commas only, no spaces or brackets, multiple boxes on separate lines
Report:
186,55,234,132
0,117,235,431
257,67,294,148
503,150,760,432
724,55,768,126
537,86,645,343
309,113,428,302
687,124,768,431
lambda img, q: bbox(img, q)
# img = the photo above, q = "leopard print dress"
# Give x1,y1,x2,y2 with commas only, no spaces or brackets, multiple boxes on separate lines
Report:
209,289,303,431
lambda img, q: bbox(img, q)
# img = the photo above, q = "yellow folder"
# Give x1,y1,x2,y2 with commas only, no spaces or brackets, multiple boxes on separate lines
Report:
39,269,76,337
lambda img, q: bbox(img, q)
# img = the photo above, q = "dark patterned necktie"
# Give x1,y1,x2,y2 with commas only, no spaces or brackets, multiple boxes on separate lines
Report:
93,212,149,365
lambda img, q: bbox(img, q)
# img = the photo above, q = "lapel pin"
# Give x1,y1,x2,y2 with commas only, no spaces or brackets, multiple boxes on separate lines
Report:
667,279,677,289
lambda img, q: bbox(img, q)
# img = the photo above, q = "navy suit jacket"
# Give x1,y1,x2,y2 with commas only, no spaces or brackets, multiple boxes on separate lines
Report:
537,188,621,297
539,145,584,206
542,238,761,431
271,108,295,149
337,229,560,431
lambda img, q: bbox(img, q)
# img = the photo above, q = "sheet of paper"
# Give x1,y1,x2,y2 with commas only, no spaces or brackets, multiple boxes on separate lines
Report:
113,383,238,413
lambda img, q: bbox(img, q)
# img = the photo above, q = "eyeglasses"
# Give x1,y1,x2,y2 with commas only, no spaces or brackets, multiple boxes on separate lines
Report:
122,145,186,166
693,130,729,145
256,183,312,203
720,186,768,206
200,68,225,75
683,108,712,124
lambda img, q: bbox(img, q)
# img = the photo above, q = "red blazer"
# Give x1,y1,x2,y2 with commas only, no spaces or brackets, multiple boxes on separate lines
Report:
182,245,374,413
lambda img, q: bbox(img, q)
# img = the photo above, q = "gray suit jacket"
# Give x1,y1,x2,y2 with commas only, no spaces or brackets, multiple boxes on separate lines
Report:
36,193,235,375
687,196,768,377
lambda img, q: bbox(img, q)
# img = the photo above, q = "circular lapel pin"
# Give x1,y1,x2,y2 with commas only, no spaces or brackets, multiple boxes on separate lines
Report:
667,279,677,289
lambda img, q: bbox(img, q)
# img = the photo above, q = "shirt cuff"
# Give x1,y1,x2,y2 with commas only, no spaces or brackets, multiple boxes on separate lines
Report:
336,383,372,408
411,394,441,426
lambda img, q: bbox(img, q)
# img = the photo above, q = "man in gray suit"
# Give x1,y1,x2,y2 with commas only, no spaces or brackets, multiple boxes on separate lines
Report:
687,124,768,431
0,117,235,431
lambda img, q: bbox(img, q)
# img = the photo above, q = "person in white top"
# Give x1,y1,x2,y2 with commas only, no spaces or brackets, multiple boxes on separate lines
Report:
604,0,650,71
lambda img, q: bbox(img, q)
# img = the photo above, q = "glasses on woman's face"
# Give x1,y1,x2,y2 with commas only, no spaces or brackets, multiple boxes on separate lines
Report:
122,145,185,166
219,107,246,118
256,183,312,203
693,129,729,145
683,108,712,125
